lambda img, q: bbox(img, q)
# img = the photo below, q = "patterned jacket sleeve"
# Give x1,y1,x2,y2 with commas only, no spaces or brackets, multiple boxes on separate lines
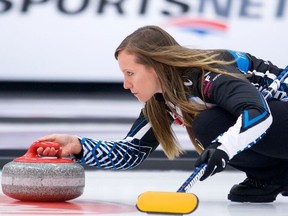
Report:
199,50,288,159
227,50,288,101
73,110,159,170
201,71,272,160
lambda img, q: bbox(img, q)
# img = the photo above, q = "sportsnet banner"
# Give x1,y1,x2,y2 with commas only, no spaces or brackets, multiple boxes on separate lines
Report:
0,0,287,82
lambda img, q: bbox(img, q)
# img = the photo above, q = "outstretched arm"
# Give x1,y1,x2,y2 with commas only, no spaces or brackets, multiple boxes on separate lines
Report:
37,111,159,170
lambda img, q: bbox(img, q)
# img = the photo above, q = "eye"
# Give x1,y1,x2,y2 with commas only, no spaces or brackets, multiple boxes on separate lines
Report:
127,71,134,76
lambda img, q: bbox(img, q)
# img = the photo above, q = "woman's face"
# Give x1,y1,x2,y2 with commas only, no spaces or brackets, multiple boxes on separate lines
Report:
117,50,162,102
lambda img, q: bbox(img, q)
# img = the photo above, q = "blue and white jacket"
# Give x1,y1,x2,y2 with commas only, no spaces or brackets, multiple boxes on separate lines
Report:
74,50,288,169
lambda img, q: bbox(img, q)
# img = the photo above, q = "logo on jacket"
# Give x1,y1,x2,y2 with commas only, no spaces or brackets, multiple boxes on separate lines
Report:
184,79,193,86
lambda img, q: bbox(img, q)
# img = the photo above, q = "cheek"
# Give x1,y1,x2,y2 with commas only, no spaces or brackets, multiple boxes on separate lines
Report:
151,73,161,92
135,82,154,102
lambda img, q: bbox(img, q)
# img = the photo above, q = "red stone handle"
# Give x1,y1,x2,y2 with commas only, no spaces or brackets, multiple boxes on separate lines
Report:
14,141,72,163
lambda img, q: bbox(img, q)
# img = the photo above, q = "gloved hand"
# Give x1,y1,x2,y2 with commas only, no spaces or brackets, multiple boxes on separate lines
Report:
194,142,229,181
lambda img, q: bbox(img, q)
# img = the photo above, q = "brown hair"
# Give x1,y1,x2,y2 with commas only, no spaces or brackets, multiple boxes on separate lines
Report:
115,25,235,159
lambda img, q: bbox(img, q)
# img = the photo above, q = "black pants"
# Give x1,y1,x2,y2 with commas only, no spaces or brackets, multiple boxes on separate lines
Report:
192,100,288,182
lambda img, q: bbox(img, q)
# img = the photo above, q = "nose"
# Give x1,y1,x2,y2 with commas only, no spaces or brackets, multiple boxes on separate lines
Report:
123,78,132,90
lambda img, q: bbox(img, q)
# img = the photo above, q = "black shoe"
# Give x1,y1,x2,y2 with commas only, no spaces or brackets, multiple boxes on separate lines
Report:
228,177,288,203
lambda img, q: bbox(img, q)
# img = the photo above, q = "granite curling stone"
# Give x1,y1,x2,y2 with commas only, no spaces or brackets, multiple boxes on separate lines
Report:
1,141,85,202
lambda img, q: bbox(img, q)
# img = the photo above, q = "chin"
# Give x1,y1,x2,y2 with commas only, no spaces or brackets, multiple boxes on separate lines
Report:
137,97,149,103
138,98,146,103
135,95,152,103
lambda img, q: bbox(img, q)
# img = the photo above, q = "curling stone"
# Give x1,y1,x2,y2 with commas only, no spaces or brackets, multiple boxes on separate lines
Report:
1,141,85,202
